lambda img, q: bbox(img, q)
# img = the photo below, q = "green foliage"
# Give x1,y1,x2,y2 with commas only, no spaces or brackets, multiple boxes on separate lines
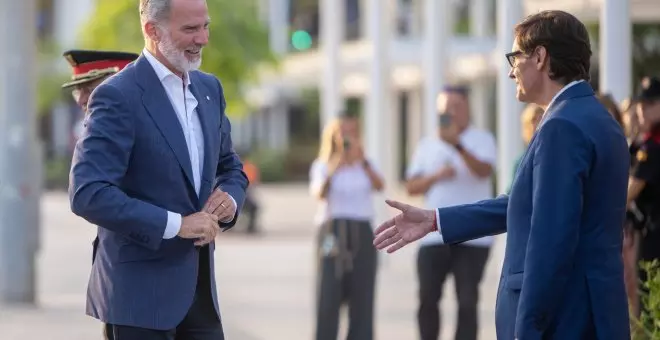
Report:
250,148,286,182
37,39,69,116
44,156,72,190
587,23,660,95
250,143,318,183
633,260,660,340
78,0,277,116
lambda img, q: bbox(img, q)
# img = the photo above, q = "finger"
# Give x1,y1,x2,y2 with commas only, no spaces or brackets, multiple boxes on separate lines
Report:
387,239,409,253
207,213,219,223
373,217,396,235
202,190,219,211
211,196,231,216
385,199,412,212
374,232,401,250
218,210,233,223
203,189,225,212
373,227,400,249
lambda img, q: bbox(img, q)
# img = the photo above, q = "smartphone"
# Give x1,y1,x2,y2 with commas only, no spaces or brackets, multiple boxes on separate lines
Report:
438,114,452,128
343,139,351,150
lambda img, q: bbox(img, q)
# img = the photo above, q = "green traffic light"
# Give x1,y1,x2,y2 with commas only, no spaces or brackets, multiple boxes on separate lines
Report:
291,30,313,50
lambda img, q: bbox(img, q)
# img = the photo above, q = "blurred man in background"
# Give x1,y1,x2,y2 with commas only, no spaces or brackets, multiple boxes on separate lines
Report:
405,86,496,340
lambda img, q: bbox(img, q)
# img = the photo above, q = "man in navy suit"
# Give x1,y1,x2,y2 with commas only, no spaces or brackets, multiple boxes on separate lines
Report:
373,10,630,340
69,0,248,339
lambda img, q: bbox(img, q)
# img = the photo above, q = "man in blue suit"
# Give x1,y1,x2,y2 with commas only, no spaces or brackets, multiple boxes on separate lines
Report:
373,10,630,340
69,0,248,339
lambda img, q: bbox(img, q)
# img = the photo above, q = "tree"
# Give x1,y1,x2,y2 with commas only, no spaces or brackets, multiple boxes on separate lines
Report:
588,23,660,96
78,0,277,116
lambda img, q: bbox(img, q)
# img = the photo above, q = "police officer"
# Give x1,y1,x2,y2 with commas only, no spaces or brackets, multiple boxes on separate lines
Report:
61,49,138,340
62,49,139,140
626,76,660,319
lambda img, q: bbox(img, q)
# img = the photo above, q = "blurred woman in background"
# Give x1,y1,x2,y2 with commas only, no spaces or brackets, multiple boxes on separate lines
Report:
309,114,384,340
509,104,543,191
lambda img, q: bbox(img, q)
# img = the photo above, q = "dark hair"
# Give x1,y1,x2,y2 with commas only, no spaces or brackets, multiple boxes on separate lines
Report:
596,93,624,128
514,10,592,85
443,85,469,99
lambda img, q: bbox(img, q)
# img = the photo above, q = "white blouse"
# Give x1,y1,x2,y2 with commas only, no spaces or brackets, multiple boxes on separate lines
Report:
309,159,382,226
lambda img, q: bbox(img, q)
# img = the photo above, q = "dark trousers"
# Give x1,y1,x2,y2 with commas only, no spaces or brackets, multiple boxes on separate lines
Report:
242,190,259,233
315,219,378,340
104,246,224,340
417,244,490,340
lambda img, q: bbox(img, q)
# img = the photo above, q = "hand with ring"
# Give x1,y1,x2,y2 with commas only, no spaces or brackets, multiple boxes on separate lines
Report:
203,188,236,223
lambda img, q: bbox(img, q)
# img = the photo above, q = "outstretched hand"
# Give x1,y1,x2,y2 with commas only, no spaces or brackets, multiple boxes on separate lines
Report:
373,199,437,253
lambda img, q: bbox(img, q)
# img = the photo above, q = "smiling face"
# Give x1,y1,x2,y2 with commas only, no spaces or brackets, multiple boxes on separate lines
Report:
145,0,210,74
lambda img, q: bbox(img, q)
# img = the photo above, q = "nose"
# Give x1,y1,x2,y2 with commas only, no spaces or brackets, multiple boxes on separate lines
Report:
195,29,209,46
77,93,89,112
508,67,515,79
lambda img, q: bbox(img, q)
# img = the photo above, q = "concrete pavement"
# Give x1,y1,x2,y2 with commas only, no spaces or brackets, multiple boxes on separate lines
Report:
0,184,504,339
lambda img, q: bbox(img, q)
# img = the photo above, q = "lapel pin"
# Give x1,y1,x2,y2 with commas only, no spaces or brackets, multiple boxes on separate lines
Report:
206,96,210,101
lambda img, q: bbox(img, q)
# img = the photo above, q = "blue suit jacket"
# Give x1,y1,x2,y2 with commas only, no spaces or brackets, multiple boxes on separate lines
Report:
438,82,630,340
69,54,248,330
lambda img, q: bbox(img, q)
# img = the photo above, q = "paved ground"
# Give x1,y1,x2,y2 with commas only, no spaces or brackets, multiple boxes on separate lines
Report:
0,184,504,339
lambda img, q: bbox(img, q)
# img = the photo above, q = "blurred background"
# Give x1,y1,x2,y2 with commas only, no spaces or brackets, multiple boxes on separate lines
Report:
0,0,659,339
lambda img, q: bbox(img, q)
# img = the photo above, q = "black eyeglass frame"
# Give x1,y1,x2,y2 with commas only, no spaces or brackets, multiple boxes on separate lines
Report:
505,51,523,68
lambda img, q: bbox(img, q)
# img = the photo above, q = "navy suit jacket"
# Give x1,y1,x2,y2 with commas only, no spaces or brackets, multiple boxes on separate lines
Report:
69,54,248,330
438,82,630,339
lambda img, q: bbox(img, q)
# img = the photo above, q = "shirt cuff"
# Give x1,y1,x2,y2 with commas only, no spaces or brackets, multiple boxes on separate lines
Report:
435,209,442,235
221,195,237,223
163,211,182,239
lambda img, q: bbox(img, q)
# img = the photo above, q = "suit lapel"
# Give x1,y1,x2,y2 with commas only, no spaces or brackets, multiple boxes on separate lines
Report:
189,75,216,201
135,55,195,190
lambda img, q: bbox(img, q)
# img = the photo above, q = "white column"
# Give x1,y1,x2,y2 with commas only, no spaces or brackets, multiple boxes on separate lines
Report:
469,0,493,36
365,0,392,222
423,0,451,138
407,88,423,157
268,0,289,55
496,0,524,195
0,0,40,304
600,0,631,103
269,102,289,151
320,0,345,128
469,0,493,131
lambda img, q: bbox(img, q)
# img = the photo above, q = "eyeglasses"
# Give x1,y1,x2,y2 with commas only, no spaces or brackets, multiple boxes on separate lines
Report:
505,51,523,68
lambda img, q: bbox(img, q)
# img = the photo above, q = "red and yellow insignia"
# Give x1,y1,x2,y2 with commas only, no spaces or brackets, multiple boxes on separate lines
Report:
637,149,648,162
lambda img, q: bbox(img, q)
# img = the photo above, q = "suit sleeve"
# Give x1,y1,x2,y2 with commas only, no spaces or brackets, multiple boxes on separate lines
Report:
515,119,592,339
69,84,168,251
214,79,249,229
437,195,509,244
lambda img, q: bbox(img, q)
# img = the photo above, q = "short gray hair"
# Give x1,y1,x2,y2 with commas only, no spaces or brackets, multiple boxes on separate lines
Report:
139,0,172,25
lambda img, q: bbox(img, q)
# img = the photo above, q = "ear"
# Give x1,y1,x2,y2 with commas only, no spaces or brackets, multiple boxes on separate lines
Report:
535,46,548,72
144,22,161,43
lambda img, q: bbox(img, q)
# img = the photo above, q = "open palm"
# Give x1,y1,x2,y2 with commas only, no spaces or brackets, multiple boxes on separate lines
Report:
373,200,436,253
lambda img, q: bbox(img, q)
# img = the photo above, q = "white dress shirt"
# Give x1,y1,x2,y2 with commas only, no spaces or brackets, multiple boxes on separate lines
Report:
434,80,584,235
143,49,233,239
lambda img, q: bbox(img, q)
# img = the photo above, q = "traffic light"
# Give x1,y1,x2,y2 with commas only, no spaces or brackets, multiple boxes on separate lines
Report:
291,30,313,51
